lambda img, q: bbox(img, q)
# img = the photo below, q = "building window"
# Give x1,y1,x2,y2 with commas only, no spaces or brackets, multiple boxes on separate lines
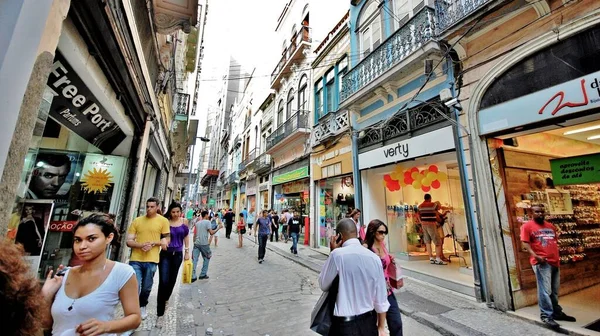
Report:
393,0,411,30
338,57,348,96
315,80,323,119
325,69,335,114
298,75,308,113
321,163,342,178
359,0,383,59
277,100,284,127
287,89,295,119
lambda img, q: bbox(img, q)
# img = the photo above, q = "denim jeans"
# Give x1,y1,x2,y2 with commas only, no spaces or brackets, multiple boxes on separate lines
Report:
130,261,158,307
387,293,403,336
193,243,212,278
532,263,563,320
290,232,299,253
157,251,183,316
258,233,269,260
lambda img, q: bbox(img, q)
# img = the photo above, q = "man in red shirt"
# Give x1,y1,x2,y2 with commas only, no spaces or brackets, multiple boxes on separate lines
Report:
520,204,575,330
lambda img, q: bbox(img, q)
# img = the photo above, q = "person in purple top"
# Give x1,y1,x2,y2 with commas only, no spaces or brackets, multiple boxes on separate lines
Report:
156,202,190,328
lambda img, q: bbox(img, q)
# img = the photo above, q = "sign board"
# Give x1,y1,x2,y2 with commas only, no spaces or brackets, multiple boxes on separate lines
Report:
550,153,600,185
358,126,455,170
47,53,126,153
208,199,215,206
479,70,600,135
272,166,309,185
49,220,77,232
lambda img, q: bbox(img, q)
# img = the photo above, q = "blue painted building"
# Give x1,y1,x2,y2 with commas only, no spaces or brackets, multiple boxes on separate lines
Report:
338,0,484,300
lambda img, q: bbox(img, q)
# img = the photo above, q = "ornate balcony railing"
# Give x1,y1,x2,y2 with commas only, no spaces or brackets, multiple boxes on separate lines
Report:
266,112,309,151
358,102,451,149
340,8,435,103
239,149,256,172
435,0,492,34
271,26,311,85
227,171,238,185
173,92,190,120
254,153,272,174
312,110,350,146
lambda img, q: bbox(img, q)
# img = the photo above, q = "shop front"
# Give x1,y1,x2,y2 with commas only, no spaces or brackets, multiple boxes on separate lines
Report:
8,47,132,279
246,177,257,212
239,182,246,213
360,126,476,296
272,164,310,239
259,182,270,211
474,26,600,331
312,137,355,248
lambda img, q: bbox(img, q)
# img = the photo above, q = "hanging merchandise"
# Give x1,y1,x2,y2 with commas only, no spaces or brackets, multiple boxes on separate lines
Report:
383,165,448,192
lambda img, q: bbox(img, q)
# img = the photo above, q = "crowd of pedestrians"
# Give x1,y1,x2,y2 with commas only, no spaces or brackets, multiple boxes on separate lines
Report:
0,195,573,336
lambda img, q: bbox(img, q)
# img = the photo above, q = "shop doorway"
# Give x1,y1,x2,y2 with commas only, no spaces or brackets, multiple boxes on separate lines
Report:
488,119,600,333
362,152,475,296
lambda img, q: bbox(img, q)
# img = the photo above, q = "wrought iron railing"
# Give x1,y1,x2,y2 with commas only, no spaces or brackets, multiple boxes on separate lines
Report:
340,8,435,103
266,112,309,151
239,149,256,171
358,102,451,148
435,0,492,34
227,171,238,185
254,153,272,174
312,110,350,146
173,92,190,117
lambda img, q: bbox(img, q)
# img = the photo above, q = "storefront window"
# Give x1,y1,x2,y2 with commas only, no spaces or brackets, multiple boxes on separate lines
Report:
317,175,355,247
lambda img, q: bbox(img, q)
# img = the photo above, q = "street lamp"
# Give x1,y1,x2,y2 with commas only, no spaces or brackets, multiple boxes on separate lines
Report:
186,136,211,207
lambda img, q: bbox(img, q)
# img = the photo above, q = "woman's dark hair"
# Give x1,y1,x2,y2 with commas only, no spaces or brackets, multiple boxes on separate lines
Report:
239,212,244,218
166,202,183,220
73,214,119,241
0,240,46,336
364,219,388,250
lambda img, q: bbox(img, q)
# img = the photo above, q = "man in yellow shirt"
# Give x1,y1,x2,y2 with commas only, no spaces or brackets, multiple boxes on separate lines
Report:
126,197,170,320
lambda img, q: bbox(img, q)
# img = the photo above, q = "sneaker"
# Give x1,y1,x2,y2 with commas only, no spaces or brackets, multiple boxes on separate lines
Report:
553,312,576,322
141,306,148,320
433,259,448,265
198,275,209,280
155,316,164,328
259,259,263,264
430,258,436,264
542,318,561,330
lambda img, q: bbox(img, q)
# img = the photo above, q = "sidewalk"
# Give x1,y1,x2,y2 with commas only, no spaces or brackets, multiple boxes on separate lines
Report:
249,236,581,336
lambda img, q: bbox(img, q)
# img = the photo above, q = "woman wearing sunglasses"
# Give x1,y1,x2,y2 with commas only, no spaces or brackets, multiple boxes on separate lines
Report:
363,219,403,336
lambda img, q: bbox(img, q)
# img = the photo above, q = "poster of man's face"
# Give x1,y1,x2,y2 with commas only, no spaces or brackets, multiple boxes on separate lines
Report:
27,153,78,200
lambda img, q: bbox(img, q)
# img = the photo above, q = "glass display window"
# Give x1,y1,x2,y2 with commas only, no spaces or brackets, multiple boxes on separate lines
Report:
318,175,355,247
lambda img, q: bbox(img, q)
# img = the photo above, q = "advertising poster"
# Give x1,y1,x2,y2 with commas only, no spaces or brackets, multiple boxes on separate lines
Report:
13,200,54,277
25,151,85,202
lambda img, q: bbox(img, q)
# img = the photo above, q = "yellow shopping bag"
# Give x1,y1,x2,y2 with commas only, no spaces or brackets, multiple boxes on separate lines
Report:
182,259,193,284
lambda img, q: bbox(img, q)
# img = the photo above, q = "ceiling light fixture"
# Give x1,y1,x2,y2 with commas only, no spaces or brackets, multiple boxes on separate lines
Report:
564,124,600,135
587,135,600,140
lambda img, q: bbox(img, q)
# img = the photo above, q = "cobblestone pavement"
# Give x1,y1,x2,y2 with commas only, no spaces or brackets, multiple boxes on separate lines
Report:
129,235,442,336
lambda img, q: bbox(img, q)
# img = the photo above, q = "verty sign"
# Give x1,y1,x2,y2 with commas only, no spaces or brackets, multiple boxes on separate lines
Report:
358,126,455,170
550,154,600,185
479,70,600,135
47,53,126,153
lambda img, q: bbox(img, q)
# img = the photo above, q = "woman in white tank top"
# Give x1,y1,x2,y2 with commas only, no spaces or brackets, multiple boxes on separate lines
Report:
41,215,141,335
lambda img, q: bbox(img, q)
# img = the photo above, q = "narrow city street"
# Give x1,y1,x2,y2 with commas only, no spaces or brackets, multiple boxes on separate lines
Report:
131,236,442,336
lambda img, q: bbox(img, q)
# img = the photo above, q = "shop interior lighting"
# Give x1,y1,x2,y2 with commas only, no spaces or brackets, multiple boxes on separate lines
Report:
564,124,600,135
587,135,600,140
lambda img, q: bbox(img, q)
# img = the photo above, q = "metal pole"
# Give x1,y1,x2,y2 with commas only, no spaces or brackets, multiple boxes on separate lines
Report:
186,142,196,208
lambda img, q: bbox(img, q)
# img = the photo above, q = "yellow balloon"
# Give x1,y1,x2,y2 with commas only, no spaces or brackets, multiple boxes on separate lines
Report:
412,179,422,189
394,166,404,174
399,179,407,187
437,172,448,182
421,177,432,187
411,171,420,180
390,172,399,181
427,171,437,181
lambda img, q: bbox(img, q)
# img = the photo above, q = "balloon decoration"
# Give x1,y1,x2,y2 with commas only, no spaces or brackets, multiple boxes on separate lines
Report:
383,165,448,192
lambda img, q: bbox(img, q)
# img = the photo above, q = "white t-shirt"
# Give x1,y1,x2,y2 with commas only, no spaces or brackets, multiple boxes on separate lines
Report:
51,262,135,336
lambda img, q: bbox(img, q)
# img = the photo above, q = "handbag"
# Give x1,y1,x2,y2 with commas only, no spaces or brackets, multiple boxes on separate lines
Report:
310,276,339,336
182,259,193,284
387,257,404,289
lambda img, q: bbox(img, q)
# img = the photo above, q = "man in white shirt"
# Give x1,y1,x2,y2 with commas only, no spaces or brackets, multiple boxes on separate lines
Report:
318,218,389,336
